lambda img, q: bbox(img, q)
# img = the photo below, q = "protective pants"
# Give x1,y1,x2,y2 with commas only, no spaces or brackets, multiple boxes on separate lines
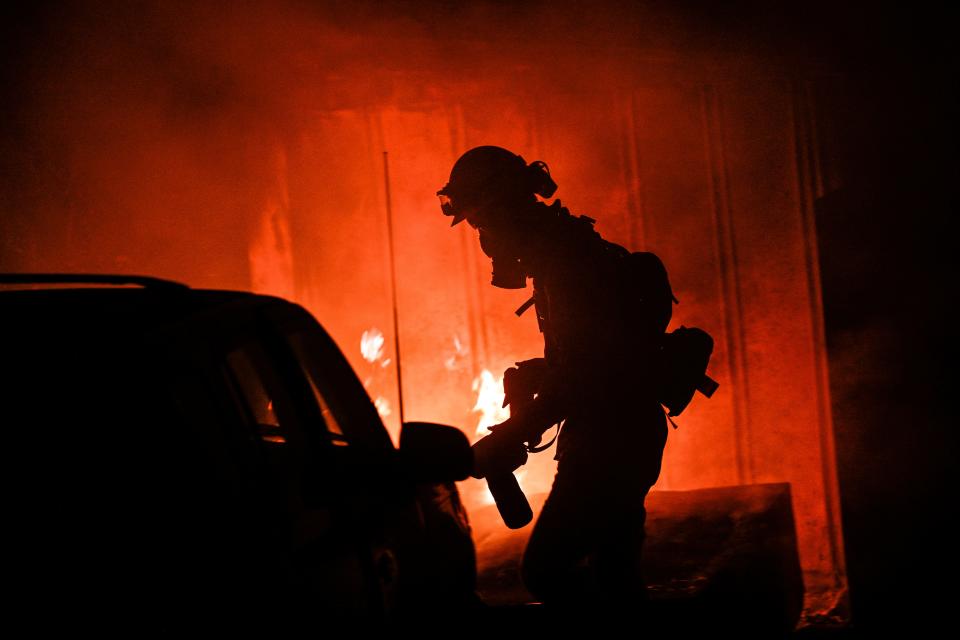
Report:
521,402,666,611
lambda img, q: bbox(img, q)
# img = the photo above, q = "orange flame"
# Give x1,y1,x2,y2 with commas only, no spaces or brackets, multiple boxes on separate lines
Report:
471,369,510,440
471,368,534,507
444,334,470,371
374,396,392,418
360,328,386,363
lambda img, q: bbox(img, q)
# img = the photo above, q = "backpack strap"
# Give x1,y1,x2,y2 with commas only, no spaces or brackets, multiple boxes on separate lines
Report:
515,295,536,317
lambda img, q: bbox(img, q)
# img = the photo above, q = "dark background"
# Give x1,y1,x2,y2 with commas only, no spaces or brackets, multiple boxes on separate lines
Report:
809,3,956,631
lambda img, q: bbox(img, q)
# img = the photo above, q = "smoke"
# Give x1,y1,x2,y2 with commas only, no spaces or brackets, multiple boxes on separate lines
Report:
2,0,880,618
1,0,827,280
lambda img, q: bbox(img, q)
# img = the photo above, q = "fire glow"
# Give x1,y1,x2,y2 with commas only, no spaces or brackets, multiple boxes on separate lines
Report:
5,1,849,619
374,397,392,418
360,328,386,363
471,369,510,441
358,327,393,419
470,368,535,506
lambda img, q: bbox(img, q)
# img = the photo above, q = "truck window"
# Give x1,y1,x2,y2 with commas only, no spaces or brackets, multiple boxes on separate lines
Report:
226,348,284,444
223,342,331,515
286,330,391,451
301,371,348,446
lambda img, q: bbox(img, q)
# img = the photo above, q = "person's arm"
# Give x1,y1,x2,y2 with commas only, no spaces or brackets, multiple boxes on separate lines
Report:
499,362,572,443
470,359,570,478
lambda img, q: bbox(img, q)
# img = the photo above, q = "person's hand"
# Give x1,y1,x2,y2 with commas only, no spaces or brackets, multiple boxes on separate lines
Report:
470,421,528,479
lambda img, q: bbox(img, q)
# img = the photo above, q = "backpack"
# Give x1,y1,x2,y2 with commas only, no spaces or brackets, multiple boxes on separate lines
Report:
660,325,719,418
623,250,718,420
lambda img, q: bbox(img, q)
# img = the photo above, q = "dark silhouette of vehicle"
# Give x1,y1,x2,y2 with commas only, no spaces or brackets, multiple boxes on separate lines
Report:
1,274,475,631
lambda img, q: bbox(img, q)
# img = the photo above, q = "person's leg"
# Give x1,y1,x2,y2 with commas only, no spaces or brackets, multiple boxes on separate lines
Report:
594,499,649,607
589,403,665,607
521,458,606,606
523,404,665,609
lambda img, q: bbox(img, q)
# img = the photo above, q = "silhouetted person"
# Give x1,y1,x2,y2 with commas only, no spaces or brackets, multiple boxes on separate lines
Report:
437,146,674,615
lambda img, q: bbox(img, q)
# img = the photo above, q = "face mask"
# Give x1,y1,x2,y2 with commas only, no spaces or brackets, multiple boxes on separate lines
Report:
479,229,526,289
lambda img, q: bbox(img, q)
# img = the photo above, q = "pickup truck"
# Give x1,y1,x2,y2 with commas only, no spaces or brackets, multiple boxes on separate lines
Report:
1,274,477,630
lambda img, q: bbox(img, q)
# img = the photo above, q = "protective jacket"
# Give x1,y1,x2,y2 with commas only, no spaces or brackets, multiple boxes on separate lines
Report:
505,200,672,461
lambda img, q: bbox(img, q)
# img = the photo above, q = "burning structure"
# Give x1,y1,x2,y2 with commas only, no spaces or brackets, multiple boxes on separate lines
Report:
1,0,952,633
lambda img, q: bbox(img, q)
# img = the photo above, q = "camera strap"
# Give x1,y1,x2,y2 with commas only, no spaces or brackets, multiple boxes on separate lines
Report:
526,421,563,453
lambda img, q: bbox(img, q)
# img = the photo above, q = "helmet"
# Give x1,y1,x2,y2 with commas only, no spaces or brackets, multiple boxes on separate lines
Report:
437,146,558,227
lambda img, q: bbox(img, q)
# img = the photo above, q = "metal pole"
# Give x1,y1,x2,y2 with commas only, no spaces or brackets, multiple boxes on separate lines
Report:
382,151,406,426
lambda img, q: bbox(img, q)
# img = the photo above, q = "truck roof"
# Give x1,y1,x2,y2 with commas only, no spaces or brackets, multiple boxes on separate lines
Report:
0,274,288,333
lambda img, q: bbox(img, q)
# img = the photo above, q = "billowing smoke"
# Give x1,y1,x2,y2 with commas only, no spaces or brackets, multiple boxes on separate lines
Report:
2,0,856,620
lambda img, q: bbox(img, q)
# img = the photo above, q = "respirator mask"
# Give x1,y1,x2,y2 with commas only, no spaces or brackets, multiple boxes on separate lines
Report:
437,148,558,289
479,228,526,289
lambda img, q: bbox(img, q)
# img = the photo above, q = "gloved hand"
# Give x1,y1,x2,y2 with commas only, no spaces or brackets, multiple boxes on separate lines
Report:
470,420,528,479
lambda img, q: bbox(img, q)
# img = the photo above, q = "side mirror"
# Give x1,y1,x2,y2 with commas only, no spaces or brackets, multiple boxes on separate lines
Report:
399,422,473,483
